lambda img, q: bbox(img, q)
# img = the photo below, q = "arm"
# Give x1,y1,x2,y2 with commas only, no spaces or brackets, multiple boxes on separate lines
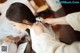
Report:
43,12,80,31
4,36,20,43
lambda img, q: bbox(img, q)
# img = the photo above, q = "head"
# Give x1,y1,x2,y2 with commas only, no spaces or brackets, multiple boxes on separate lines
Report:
6,2,36,31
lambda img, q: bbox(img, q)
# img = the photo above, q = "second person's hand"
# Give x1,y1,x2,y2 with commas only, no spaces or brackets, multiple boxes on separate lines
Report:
32,23,44,35
43,17,69,26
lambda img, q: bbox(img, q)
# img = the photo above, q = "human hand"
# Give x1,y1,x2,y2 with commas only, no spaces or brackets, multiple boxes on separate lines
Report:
32,23,44,35
43,17,69,26
4,36,15,42
43,18,58,26
4,36,20,43
14,36,20,43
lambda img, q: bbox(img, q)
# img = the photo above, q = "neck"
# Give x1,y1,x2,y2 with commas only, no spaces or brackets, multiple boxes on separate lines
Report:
27,25,32,29
18,25,32,32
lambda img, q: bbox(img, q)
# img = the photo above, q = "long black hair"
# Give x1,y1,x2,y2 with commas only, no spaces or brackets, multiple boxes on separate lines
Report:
6,3,36,52
6,2,36,23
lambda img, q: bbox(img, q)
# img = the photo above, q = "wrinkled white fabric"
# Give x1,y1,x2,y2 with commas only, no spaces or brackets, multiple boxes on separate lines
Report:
0,42,17,53
66,12,80,31
30,12,80,53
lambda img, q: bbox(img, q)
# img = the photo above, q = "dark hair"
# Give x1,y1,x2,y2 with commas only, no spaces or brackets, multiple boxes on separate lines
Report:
6,2,36,23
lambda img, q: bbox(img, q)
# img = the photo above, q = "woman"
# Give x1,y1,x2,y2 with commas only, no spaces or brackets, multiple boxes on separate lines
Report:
6,2,36,42
6,2,58,53
5,2,38,53
6,1,55,43
6,2,80,53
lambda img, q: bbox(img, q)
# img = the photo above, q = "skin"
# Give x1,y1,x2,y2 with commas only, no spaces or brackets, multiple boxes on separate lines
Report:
31,17,70,37
5,16,68,43
32,23,44,35
4,20,32,43
43,17,69,26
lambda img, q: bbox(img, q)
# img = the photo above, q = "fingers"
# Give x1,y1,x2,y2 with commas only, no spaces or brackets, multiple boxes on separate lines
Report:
43,19,49,23
14,36,20,43
43,18,54,24
32,23,41,30
33,22,42,27
5,38,15,43
32,23,44,35
4,38,15,43
4,36,15,43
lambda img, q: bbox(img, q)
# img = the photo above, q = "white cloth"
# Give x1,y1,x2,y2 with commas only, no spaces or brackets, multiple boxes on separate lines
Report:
30,12,80,53
66,12,80,31
0,42,17,53
0,42,28,53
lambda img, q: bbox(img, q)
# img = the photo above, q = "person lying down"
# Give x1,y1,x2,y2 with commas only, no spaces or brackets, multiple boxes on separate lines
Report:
1,2,58,53
5,2,48,43
0,2,51,53
0,2,38,53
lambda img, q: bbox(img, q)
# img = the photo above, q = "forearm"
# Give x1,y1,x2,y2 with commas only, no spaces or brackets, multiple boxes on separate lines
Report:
54,12,80,31
54,16,69,25
43,16,69,26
